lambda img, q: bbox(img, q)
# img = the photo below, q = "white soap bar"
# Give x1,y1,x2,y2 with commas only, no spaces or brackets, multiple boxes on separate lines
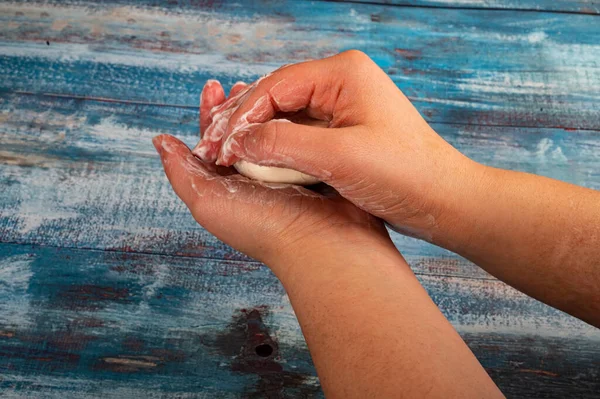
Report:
234,160,319,185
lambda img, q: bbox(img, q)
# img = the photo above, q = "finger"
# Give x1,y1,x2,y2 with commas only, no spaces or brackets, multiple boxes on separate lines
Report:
153,134,222,215
217,111,330,165
215,51,372,164
153,134,321,225
200,80,226,136
229,81,247,98
193,83,254,162
225,51,371,130
221,119,360,182
153,134,256,228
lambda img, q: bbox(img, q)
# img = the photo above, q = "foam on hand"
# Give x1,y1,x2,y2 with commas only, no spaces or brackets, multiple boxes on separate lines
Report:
197,80,321,186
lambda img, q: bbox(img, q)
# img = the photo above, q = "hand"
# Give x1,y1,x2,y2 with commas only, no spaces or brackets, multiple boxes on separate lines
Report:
191,53,600,328
153,82,392,276
193,50,481,242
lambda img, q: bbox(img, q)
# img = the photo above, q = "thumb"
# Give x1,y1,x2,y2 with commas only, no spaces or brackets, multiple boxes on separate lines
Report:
225,119,359,183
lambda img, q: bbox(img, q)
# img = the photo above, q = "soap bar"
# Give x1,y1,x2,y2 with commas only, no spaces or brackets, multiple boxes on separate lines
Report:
234,160,319,185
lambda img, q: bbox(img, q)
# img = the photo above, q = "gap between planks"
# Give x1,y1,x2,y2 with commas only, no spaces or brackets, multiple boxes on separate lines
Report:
12,90,600,132
0,240,497,282
318,0,600,16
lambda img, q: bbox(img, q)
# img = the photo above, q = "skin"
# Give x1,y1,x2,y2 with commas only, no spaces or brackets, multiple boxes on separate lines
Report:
194,50,600,328
154,79,504,397
153,133,502,398
155,50,598,396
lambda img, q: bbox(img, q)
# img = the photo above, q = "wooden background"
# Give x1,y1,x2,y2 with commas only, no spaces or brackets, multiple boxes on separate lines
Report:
1,0,599,397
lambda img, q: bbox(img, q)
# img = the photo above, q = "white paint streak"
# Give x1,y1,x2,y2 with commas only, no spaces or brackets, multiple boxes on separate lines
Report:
412,96,503,110
103,357,158,368
0,255,33,291
536,138,568,163
17,200,79,235
0,41,274,78
0,255,34,328
0,2,344,73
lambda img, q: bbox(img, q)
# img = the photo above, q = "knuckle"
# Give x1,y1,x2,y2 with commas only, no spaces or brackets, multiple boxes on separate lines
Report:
339,49,371,64
336,50,376,84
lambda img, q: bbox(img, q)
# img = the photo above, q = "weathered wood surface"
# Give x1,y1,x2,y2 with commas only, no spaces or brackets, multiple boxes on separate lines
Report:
1,242,598,397
1,243,599,398
1,1,600,129
324,0,600,15
1,93,599,397
1,0,599,397
2,93,600,257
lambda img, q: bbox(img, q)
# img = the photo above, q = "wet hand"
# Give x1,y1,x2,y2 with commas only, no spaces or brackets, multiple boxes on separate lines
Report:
193,51,480,242
153,82,392,274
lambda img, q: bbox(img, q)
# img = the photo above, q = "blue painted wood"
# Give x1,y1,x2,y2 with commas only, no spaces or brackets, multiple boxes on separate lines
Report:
0,243,321,397
1,92,599,259
0,1,599,129
1,0,600,397
9,0,600,14
1,92,599,396
1,243,598,397
322,0,600,15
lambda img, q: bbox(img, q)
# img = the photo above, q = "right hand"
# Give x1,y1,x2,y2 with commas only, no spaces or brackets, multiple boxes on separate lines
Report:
194,50,482,241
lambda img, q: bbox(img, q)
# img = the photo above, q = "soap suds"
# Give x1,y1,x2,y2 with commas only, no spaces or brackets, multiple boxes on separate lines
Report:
195,79,322,185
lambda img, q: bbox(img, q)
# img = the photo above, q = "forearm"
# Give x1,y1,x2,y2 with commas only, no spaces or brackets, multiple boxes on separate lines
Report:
436,163,600,326
269,240,502,398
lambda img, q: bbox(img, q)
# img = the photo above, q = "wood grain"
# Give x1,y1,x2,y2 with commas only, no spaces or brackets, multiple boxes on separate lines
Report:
1,0,600,397
1,1,599,129
2,93,599,258
1,243,598,398
1,91,599,396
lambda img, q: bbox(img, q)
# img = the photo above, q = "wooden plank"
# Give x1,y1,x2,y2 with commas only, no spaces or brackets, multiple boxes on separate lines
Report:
1,242,598,398
321,0,600,15
1,92,599,260
0,242,321,398
1,1,599,129
1,2,599,396
7,0,600,15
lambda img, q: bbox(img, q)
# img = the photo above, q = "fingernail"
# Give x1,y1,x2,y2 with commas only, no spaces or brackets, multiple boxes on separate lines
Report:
215,149,227,166
152,135,163,154
192,142,209,161
215,149,228,166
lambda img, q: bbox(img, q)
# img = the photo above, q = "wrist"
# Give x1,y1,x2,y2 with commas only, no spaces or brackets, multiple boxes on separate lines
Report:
264,229,404,283
432,157,494,252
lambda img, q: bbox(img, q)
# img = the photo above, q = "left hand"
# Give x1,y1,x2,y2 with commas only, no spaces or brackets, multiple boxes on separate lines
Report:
153,81,393,275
